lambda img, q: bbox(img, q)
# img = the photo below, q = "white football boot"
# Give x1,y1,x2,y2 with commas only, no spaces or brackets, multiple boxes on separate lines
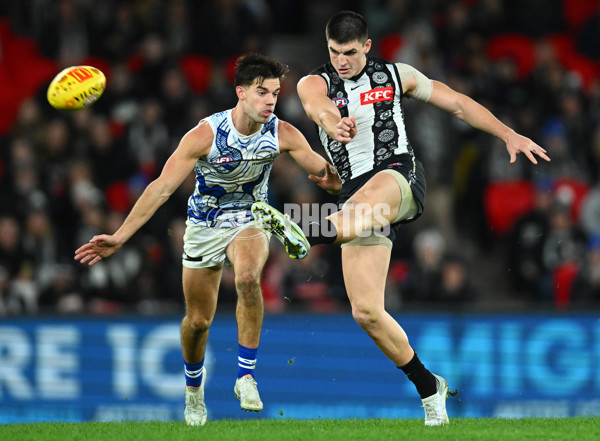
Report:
251,202,310,259
184,367,207,426
234,375,263,412
421,374,457,426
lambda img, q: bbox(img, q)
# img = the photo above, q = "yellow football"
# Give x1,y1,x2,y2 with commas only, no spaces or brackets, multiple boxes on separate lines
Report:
47,65,106,110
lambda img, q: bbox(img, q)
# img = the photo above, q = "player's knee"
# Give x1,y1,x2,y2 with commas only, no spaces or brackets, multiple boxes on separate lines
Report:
235,270,261,297
185,313,213,334
351,303,381,329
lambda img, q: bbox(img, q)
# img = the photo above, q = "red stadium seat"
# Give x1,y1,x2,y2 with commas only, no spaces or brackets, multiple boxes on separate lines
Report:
545,33,576,66
0,18,57,133
379,34,404,61
484,180,535,235
179,55,213,94
544,33,599,91
105,180,132,214
562,0,600,30
486,34,536,80
224,55,240,85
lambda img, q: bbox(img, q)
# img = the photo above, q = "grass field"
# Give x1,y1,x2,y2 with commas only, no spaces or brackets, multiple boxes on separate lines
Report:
3,418,599,441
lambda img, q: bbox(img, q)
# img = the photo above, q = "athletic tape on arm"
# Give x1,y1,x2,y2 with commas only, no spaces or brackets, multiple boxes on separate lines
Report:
396,63,433,102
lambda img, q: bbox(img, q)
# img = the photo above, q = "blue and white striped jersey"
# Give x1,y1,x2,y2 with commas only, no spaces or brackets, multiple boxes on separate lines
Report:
187,109,280,227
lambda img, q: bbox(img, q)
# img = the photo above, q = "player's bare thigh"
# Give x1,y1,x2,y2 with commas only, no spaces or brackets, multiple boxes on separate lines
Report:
226,227,270,272
182,265,223,317
330,172,403,227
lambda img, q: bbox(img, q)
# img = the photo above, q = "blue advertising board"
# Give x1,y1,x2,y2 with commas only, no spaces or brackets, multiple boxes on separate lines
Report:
1,313,599,423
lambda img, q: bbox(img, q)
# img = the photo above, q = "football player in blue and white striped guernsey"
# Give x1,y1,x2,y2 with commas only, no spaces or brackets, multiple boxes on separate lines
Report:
75,53,341,426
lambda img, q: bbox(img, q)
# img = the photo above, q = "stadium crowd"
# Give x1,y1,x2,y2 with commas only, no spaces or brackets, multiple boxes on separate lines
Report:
0,0,599,316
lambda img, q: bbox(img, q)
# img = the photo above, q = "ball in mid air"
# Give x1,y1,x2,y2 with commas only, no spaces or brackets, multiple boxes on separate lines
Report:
47,65,106,110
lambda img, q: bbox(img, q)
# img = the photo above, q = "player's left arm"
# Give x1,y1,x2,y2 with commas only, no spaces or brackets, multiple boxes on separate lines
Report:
278,120,342,194
399,62,550,164
429,81,550,164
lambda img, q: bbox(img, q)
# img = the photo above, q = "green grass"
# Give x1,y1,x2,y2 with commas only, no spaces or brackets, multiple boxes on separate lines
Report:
2,418,599,441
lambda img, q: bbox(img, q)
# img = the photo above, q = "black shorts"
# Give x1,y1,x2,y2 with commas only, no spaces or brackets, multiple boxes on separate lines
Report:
336,154,426,243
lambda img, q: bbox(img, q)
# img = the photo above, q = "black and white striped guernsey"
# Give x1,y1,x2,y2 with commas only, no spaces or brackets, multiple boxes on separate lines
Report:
310,56,416,184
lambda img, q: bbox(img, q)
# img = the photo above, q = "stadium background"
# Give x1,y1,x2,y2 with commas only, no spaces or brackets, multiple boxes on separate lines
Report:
0,0,599,423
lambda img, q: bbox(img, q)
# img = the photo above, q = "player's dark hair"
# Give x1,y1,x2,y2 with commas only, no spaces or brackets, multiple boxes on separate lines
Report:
234,53,288,87
326,10,368,44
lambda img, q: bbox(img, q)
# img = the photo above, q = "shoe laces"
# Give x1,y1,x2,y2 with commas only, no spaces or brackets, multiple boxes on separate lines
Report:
239,375,258,388
186,388,203,409
423,401,437,420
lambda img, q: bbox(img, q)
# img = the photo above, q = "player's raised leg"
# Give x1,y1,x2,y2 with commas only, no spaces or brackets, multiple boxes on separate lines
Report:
181,265,222,426
226,227,270,412
251,202,310,259
341,244,455,425
329,171,403,243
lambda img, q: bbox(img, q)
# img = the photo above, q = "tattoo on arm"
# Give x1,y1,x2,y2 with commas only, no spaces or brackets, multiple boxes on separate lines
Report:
318,167,326,178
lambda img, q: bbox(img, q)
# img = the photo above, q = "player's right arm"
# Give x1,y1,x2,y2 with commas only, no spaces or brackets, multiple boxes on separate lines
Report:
74,121,213,266
297,75,357,144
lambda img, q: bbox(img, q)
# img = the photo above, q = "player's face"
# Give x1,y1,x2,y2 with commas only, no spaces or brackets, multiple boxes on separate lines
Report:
328,39,372,79
240,78,280,124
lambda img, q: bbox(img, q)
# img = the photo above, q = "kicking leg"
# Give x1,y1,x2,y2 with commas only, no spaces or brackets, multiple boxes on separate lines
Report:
328,171,403,244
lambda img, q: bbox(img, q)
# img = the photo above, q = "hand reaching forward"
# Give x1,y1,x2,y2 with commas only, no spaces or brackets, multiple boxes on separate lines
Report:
308,163,342,194
74,234,123,266
335,116,357,143
506,131,551,164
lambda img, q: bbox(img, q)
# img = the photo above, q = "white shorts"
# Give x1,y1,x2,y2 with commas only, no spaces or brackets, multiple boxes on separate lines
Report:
182,220,271,269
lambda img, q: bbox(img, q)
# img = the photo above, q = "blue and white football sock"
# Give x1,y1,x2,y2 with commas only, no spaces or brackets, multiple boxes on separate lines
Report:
184,359,204,388
237,344,258,378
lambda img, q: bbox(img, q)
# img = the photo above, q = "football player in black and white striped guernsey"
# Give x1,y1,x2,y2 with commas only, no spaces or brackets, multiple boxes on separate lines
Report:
298,10,549,426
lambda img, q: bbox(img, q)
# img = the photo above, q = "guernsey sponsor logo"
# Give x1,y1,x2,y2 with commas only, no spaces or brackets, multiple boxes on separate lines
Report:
360,87,394,105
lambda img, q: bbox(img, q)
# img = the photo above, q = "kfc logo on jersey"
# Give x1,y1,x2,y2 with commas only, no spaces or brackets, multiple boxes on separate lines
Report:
360,87,394,105
332,97,349,109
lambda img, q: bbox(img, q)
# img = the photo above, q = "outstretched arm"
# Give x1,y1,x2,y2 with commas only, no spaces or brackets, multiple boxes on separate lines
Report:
74,122,212,266
297,75,357,144
424,80,550,164
278,120,342,194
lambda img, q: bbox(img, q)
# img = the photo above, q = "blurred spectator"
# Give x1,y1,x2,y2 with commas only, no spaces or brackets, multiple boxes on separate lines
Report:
0,215,27,277
84,115,135,190
507,178,554,297
159,67,194,138
281,246,339,312
579,184,600,237
35,0,93,64
401,229,446,303
539,196,587,300
96,1,142,62
575,6,600,60
432,254,476,305
571,235,600,305
127,99,169,174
